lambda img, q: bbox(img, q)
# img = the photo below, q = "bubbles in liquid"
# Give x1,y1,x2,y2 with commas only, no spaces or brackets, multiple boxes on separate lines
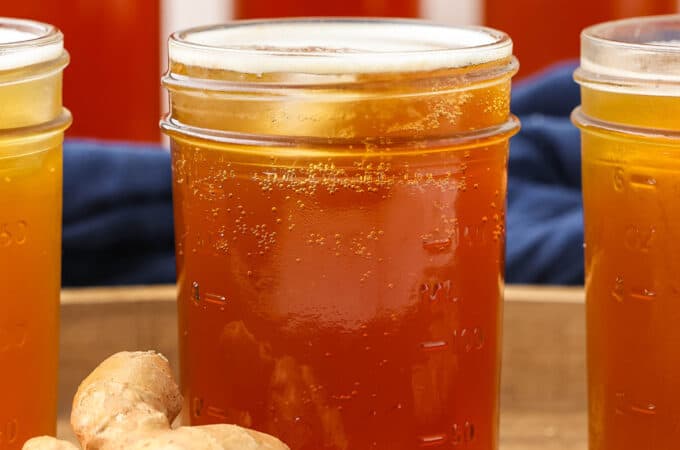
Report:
250,224,277,253
214,238,230,255
351,239,368,257
366,229,384,241
359,270,373,283
305,233,326,246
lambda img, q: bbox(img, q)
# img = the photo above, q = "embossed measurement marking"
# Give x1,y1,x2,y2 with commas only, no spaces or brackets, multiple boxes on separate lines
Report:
612,167,658,192
420,329,485,355
419,280,454,302
624,225,656,253
420,341,449,352
629,173,658,190
418,433,447,447
611,277,656,303
191,281,228,306
0,221,27,248
418,422,476,447
206,406,229,421
0,420,18,447
615,392,657,416
191,398,230,421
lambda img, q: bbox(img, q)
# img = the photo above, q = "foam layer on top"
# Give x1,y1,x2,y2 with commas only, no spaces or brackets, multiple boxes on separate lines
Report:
169,20,512,74
0,29,35,44
0,19,64,71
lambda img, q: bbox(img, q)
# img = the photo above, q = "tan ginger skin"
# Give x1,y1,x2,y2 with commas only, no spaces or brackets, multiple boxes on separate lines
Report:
23,351,289,450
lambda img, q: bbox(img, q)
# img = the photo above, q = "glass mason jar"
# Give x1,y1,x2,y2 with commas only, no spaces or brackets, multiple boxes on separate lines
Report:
573,15,680,450
0,18,71,449
162,19,518,450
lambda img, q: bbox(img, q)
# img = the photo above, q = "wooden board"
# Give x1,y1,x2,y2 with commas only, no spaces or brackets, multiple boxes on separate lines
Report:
57,284,588,449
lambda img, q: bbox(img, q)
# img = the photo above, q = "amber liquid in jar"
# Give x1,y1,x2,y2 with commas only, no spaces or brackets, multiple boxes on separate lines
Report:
580,89,680,450
0,20,70,449
164,20,517,450
574,15,680,450
0,142,62,449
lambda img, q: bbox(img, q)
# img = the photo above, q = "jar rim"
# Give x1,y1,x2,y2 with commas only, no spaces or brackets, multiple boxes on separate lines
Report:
0,17,64,72
168,18,513,75
576,14,680,94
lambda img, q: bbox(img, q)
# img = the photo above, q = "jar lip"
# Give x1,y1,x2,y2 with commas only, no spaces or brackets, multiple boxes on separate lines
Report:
0,17,64,71
583,14,680,50
168,18,513,75
577,15,680,93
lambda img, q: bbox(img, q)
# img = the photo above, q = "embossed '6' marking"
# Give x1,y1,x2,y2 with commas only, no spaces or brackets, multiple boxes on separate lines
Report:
613,167,626,192
0,221,28,248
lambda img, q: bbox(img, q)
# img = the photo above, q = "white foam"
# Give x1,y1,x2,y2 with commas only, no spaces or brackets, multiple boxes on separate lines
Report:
169,21,512,74
0,29,35,44
0,20,64,71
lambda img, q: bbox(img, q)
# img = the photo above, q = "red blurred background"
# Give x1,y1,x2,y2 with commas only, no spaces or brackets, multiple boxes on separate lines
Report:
1,0,676,143
2,2,161,143
235,0,420,18
484,0,676,75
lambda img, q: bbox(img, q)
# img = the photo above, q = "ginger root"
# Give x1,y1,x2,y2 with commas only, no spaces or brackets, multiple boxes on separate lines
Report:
23,351,289,450
22,437,78,450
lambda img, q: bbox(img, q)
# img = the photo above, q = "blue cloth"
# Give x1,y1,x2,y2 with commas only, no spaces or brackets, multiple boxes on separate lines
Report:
62,62,584,286
507,62,584,284
63,141,175,286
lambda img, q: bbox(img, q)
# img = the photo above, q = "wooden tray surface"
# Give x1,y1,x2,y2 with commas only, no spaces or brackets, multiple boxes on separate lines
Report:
57,285,587,449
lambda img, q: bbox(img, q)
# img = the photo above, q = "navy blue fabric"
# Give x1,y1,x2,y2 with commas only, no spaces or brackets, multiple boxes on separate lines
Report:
62,140,175,286
507,61,584,284
62,62,584,286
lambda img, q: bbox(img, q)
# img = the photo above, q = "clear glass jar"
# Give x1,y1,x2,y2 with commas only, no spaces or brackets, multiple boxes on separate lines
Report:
0,18,71,449
162,19,518,450
573,14,680,450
